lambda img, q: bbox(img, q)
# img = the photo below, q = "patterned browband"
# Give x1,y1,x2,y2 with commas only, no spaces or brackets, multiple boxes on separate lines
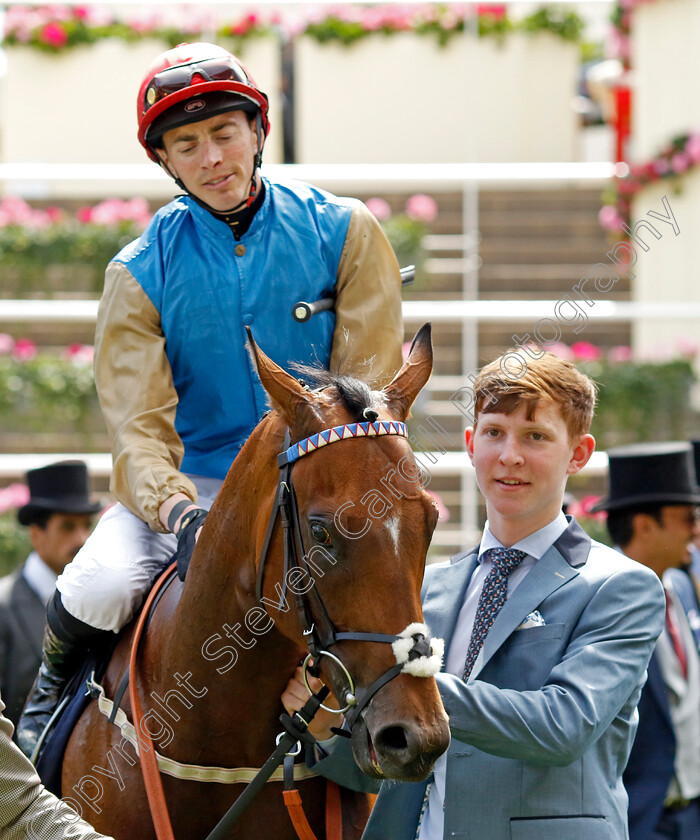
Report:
279,420,409,466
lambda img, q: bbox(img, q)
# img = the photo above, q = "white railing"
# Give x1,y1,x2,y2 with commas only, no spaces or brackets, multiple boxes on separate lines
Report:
0,161,618,199
3,298,700,324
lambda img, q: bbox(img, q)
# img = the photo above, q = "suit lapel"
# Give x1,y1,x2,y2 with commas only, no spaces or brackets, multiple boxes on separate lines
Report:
422,553,478,653
470,536,581,680
12,573,46,659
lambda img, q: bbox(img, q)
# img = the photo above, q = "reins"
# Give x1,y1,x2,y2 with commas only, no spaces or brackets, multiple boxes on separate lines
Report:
128,562,336,840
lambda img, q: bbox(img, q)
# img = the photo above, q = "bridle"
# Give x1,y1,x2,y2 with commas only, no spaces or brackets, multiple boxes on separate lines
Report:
256,418,444,729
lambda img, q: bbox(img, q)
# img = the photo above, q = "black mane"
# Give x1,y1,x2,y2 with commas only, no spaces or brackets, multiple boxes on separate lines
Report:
293,365,377,422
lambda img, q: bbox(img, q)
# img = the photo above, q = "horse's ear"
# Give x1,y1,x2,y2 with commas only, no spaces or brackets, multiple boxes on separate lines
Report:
383,323,433,420
246,328,317,426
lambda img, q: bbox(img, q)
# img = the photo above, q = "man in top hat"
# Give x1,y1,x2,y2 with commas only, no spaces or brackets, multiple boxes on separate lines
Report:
593,442,700,840
0,461,101,728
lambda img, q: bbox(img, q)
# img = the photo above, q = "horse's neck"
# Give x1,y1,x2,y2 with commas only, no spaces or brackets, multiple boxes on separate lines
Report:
142,421,304,759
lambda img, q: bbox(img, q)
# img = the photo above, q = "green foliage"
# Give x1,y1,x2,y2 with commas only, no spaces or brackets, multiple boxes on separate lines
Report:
579,357,698,449
303,6,584,49
0,221,142,297
4,11,272,55
0,353,102,437
0,514,30,577
381,215,429,278
574,516,612,546
519,8,584,43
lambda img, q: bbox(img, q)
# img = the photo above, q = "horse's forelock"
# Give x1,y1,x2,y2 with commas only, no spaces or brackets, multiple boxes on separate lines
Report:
292,364,378,422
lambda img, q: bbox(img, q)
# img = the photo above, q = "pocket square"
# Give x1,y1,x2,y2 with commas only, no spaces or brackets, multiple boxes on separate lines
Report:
516,610,546,630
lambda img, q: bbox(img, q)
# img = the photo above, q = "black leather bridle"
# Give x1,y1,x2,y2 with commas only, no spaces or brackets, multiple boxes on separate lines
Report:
255,425,437,728
205,421,441,839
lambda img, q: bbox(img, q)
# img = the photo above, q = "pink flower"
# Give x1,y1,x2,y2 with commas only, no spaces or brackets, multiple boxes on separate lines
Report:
40,22,68,48
405,194,438,224
569,495,606,521
76,206,93,224
429,491,450,522
608,345,632,363
598,205,624,231
672,152,690,174
546,342,574,361
12,338,37,361
477,4,507,19
571,341,603,361
653,157,671,176
45,206,64,223
63,343,94,365
639,342,673,362
675,336,698,359
0,334,14,355
366,197,392,222
686,133,700,164
87,197,152,227
0,484,30,516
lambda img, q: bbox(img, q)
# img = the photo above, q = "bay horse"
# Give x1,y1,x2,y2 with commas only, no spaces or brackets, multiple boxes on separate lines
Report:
60,323,450,839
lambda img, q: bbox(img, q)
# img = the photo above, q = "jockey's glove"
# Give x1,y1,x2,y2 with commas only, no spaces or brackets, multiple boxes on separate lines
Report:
173,507,208,581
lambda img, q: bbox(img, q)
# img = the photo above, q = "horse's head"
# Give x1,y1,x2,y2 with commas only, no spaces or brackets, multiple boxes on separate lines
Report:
248,323,450,782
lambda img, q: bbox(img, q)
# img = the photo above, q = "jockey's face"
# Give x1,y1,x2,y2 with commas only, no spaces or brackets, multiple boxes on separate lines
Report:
159,110,259,212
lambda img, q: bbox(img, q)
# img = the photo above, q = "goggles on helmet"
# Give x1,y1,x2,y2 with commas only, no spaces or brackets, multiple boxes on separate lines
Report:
144,56,253,113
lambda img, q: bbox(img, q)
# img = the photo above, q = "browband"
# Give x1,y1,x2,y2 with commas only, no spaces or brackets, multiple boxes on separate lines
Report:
278,420,408,467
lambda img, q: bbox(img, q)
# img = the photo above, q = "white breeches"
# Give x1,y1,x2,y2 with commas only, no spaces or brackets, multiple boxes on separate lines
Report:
56,475,223,633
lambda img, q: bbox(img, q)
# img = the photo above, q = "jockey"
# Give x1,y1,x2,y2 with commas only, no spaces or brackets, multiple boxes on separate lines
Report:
18,42,404,757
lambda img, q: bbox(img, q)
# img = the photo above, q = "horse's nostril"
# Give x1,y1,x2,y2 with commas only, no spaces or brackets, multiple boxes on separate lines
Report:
376,725,409,753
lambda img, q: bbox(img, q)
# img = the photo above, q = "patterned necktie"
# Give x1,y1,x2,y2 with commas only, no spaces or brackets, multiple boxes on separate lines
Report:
665,592,688,679
463,547,527,680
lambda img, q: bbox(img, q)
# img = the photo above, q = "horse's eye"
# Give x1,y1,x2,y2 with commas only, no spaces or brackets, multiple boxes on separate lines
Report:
310,523,332,545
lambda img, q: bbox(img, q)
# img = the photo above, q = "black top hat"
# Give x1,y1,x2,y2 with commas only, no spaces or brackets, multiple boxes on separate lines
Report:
17,460,102,526
590,442,700,513
691,440,700,483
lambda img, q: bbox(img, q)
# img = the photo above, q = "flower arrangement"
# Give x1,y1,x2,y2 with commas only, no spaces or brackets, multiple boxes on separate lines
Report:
0,196,151,297
3,5,273,53
2,4,584,54
599,132,700,237
549,339,699,449
366,193,438,286
0,335,103,441
608,0,657,67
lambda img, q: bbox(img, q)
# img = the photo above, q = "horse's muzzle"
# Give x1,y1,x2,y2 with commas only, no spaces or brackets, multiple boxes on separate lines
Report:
350,687,450,782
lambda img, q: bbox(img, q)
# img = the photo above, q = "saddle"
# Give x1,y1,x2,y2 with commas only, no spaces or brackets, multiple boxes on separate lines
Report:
34,563,177,794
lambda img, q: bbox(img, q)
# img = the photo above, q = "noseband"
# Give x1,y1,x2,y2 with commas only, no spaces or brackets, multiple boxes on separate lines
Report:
256,419,444,730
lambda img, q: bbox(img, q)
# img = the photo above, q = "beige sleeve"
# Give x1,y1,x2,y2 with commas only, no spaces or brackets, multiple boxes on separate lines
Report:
0,706,114,840
331,203,404,386
95,262,197,531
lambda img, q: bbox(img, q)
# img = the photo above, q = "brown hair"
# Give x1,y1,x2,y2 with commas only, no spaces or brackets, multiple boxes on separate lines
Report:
473,348,597,439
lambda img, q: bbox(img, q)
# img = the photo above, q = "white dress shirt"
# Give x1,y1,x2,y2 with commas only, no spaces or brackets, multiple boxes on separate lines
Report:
22,552,58,606
418,511,569,840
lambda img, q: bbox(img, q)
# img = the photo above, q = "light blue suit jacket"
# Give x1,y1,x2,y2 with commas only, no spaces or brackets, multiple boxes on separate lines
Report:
362,518,665,840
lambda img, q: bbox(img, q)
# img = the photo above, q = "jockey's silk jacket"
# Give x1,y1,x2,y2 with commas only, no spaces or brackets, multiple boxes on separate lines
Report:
95,177,403,531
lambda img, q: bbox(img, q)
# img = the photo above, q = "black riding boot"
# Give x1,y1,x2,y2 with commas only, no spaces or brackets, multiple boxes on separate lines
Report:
17,591,101,760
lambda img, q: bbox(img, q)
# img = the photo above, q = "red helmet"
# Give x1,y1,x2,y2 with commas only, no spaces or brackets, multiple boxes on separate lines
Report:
137,42,270,162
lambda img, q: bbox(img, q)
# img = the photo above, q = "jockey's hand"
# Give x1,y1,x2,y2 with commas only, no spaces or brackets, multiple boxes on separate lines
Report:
173,507,208,581
281,665,342,742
